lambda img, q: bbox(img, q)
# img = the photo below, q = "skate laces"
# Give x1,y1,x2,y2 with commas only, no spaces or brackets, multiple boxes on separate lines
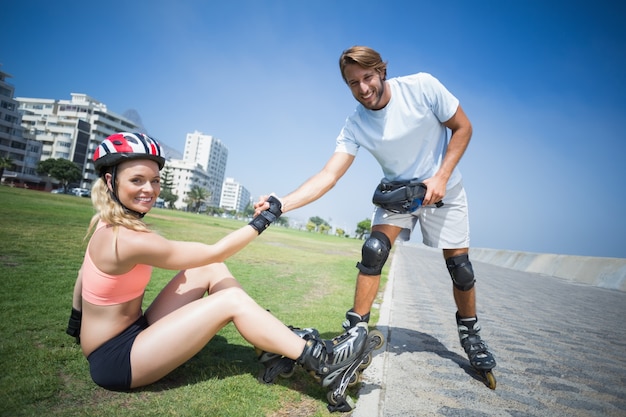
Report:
458,319,489,355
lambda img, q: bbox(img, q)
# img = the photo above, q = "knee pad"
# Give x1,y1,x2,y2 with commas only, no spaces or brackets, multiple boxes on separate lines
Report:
356,231,391,275
446,254,475,291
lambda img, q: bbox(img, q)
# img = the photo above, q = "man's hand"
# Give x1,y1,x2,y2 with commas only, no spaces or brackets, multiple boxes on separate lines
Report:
422,176,447,206
249,195,283,234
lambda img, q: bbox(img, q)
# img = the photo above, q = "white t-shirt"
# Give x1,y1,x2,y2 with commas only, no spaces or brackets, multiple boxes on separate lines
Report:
335,72,462,188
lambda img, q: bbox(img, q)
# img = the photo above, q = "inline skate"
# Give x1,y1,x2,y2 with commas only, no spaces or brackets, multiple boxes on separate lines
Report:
318,323,384,412
456,312,497,389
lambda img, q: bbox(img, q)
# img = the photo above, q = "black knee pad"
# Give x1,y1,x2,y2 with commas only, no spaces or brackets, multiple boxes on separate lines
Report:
356,231,391,275
446,254,475,291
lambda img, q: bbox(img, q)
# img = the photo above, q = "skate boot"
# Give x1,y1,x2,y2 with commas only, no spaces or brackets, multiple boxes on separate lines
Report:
256,326,319,384
298,322,384,412
456,312,497,389
342,308,385,360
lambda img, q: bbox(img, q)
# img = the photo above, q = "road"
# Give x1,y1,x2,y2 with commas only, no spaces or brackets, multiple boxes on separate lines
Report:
353,244,626,417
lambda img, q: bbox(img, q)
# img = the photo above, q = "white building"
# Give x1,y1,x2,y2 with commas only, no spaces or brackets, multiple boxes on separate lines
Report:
16,93,144,189
183,130,228,207
220,177,251,213
166,159,212,211
0,68,42,187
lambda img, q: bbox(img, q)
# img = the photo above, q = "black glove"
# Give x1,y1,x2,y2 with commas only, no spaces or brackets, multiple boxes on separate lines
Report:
249,196,282,234
66,307,82,344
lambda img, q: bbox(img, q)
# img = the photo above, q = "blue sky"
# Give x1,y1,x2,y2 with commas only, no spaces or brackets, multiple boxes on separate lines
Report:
3,0,625,258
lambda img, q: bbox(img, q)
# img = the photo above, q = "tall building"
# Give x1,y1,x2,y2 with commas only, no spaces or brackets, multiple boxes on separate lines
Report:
166,159,212,211
0,68,41,187
183,130,228,207
220,177,251,213
17,93,144,189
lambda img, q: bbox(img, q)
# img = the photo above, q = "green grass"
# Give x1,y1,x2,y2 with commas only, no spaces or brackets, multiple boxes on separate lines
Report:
0,186,388,417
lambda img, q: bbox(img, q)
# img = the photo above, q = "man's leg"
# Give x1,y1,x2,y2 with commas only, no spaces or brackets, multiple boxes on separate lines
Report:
346,225,402,328
444,248,475,318
443,248,496,372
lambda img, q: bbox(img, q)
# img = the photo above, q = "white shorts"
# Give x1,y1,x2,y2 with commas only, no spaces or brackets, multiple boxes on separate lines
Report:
371,181,470,249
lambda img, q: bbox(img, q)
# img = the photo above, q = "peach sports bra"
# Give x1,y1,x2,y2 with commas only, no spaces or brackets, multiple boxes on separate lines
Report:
81,222,152,306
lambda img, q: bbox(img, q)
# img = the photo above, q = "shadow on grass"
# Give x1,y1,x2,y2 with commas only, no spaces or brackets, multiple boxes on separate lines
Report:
134,334,325,397
132,335,259,392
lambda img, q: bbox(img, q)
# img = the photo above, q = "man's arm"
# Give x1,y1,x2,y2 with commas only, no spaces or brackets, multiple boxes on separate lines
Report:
422,105,473,205
255,152,355,214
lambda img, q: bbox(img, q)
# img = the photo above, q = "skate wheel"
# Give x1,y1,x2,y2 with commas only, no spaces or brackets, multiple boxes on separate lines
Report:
370,329,385,350
358,352,372,370
484,371,496,390
347,372,361,387
327,392,355,411
279,368,295,379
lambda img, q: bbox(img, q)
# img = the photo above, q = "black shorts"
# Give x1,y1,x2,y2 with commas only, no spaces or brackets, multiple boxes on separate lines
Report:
86,315,149,390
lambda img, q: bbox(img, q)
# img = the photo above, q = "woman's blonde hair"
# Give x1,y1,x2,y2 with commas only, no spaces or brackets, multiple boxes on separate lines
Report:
85,178,151,249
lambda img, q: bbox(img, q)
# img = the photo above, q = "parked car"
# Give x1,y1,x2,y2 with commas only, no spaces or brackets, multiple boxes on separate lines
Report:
50,188,66,194
71,188,91,198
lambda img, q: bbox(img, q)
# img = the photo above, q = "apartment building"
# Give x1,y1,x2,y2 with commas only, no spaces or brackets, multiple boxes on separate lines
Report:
219,177,251,213
0,68,41,187
17,93,141,189
183,130,228,207
166,158,212,211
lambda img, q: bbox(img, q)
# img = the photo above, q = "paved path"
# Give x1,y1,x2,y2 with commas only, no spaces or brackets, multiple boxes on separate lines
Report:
353,244,626,417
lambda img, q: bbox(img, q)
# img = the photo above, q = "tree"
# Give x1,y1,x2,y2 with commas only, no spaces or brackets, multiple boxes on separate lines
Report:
355,218,371,239
335,227,345,238
159,167,178,208
0,156,13,181
185,185,210,213
37,158,82,191
309,216,329,229
318,224,331,234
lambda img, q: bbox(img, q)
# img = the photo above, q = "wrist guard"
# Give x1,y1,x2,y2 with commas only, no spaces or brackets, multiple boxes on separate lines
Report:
66,307,82,344
249,196,282,234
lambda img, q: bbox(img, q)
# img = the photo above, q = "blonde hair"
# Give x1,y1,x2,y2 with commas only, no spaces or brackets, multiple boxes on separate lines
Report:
85,178,151,249
339,46,388,84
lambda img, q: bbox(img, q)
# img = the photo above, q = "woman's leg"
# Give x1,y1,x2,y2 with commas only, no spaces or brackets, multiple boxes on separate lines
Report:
130,263,306,388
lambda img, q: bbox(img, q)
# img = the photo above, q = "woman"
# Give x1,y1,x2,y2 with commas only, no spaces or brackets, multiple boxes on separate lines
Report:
65,132,368,392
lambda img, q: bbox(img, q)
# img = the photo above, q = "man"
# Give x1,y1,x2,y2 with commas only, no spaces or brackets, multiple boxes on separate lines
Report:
255,46,496,375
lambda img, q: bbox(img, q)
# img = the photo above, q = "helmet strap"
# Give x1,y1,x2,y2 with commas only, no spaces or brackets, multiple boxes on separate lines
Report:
106,166,146,219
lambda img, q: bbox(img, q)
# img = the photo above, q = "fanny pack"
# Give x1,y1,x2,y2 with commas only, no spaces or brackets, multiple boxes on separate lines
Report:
372,178,427,213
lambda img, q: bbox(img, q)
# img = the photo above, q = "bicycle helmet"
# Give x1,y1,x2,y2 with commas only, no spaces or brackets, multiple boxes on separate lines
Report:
94,132,165,176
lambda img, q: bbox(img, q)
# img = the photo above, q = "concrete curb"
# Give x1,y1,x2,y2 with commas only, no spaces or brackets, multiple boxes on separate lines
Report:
351,250,397,417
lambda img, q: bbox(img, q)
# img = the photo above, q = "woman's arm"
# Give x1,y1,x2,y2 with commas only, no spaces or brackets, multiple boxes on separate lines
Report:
66,268,83,343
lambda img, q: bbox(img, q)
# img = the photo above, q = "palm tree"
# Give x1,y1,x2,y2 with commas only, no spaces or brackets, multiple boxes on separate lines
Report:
0,156,13,182
185,185,211,213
